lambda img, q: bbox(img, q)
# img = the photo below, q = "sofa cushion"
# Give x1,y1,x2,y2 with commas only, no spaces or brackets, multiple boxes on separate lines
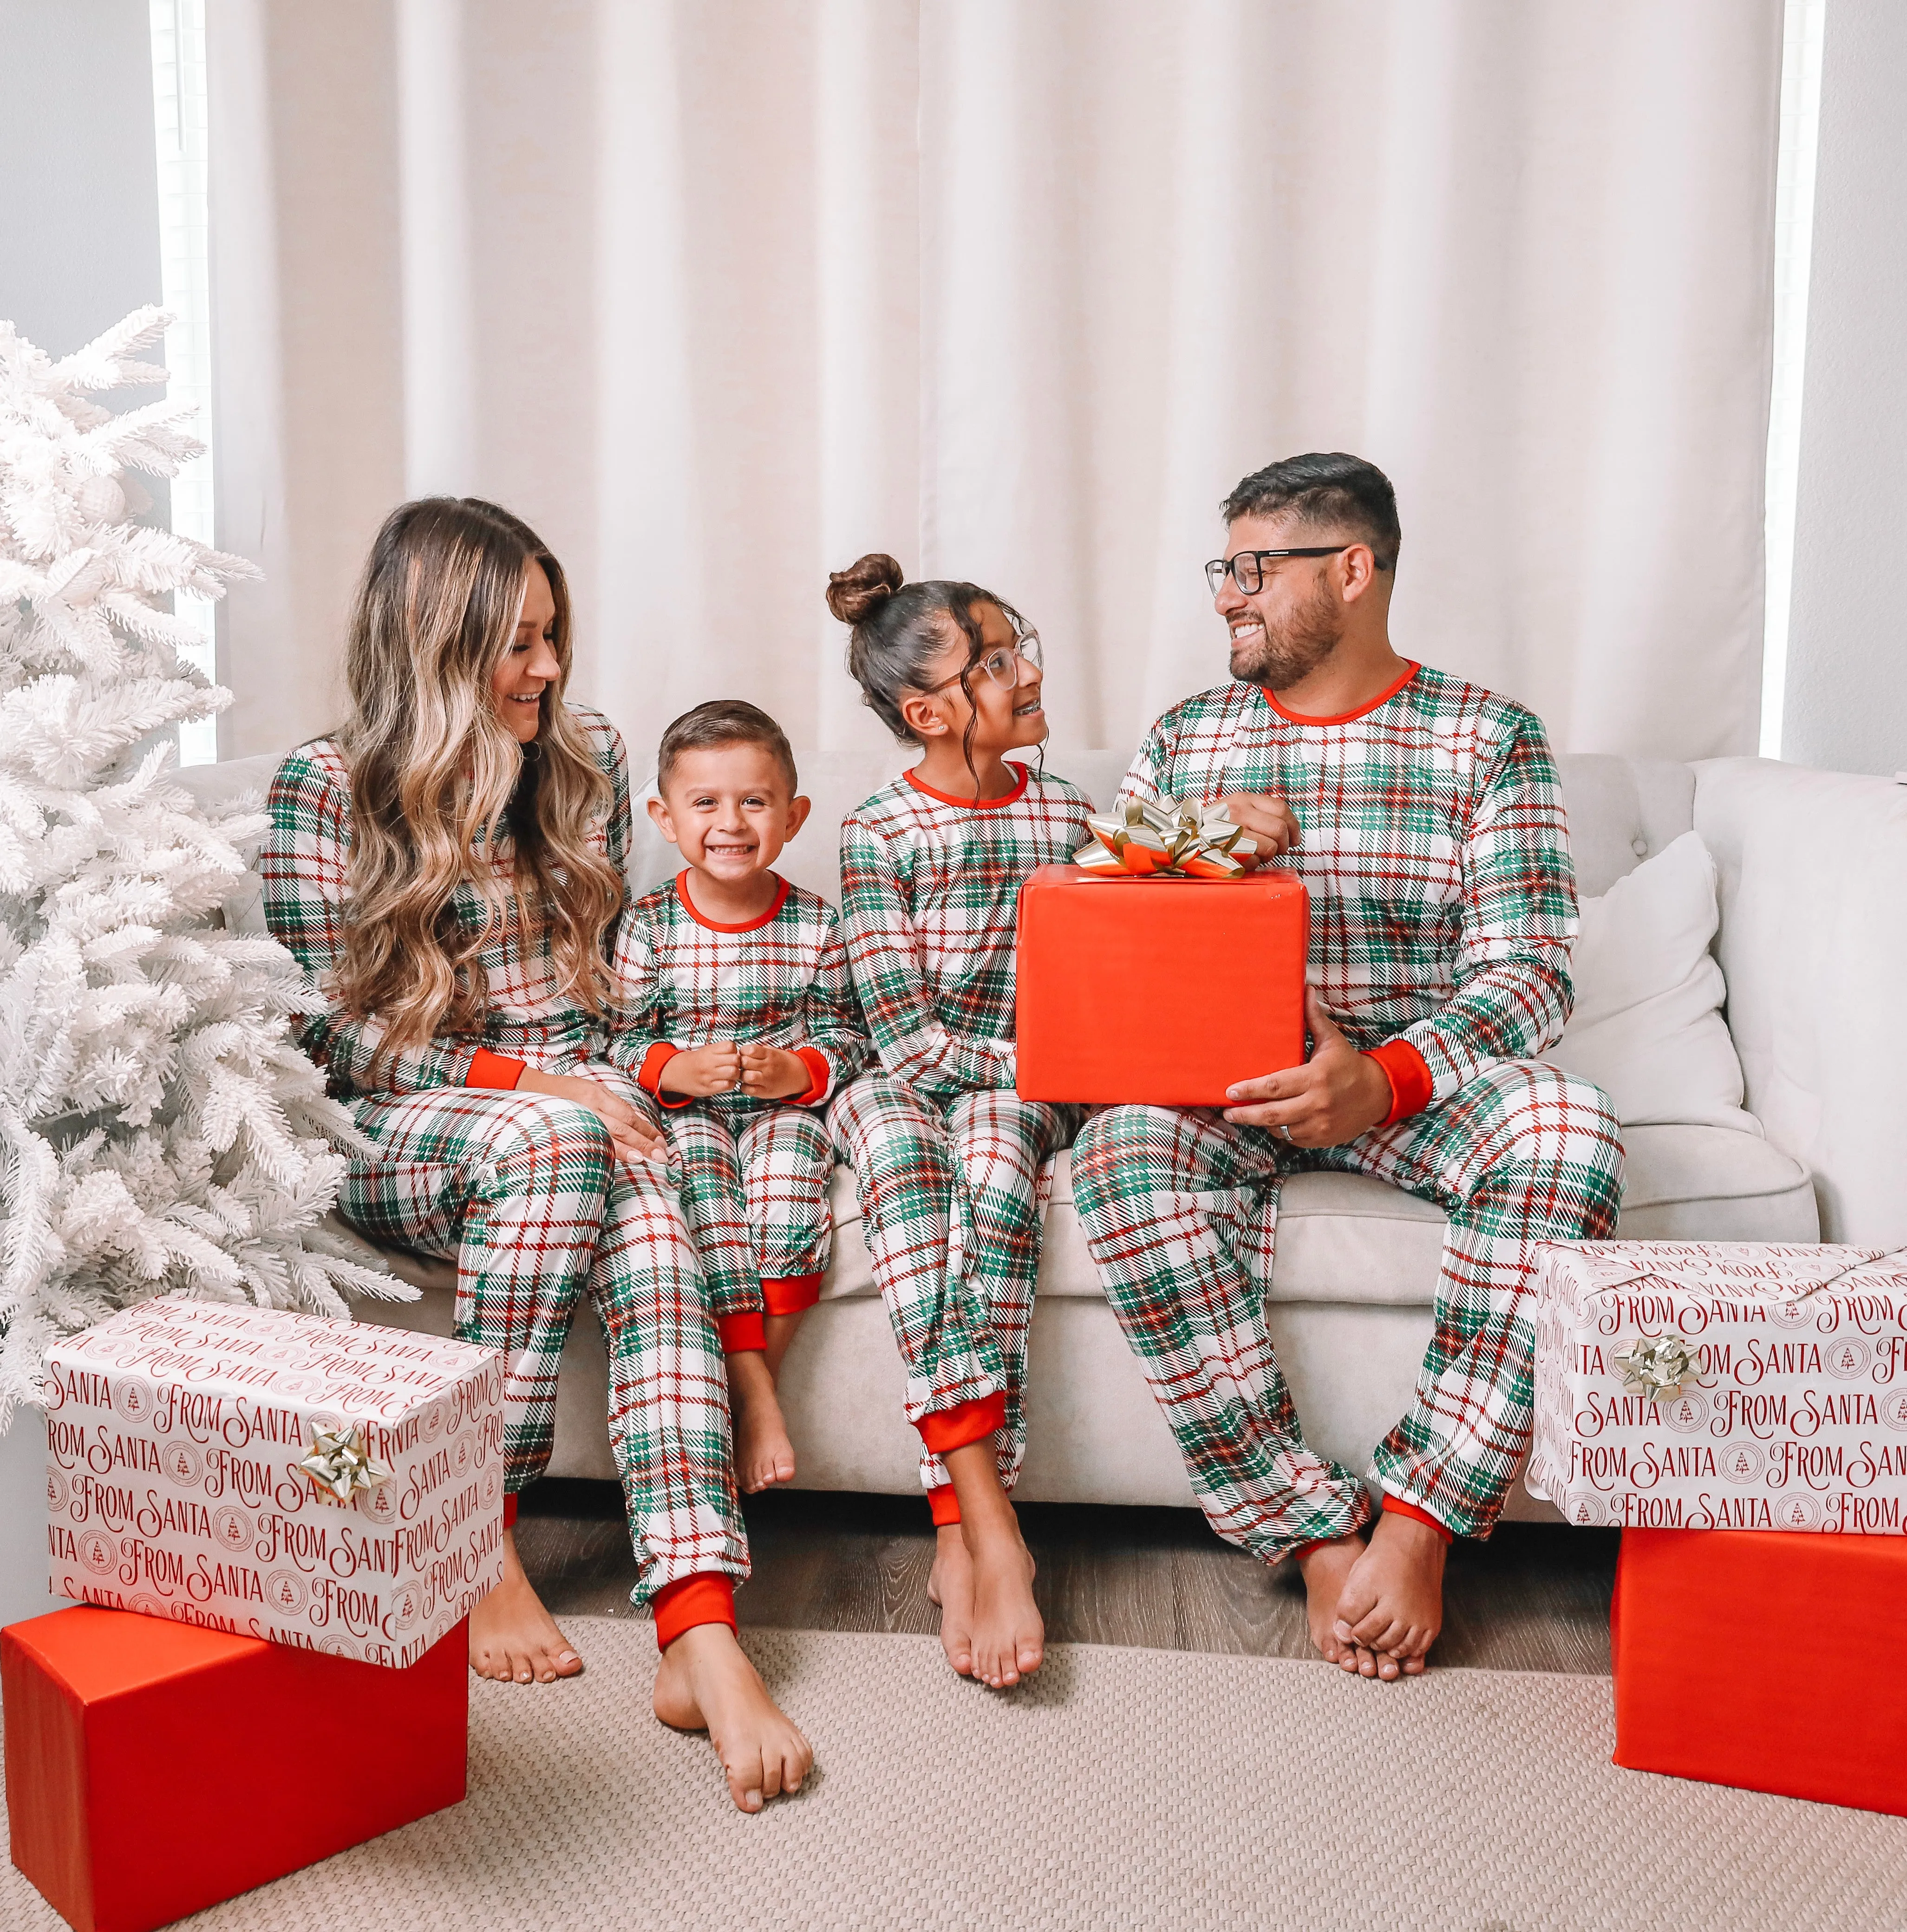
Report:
1549,832,1753,1130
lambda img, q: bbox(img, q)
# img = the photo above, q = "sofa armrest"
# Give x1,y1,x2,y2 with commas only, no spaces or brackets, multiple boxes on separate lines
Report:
1694,757,1907,1242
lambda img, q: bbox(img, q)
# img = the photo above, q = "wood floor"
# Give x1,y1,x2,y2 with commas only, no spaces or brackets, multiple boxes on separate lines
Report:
517,1480,1619,1676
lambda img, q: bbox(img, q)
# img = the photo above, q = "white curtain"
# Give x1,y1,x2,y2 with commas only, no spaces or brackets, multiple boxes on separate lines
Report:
208,0,1783,766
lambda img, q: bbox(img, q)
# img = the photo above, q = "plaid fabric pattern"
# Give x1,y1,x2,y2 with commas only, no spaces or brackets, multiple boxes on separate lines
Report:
340,1073,745,1599
260,705,632,1097
830,1074,1079,1501
1071,1060,1623,1550
838,762,1094,1100
607,874,868,1107
662,1105,836,1320
1123,668,1576,1102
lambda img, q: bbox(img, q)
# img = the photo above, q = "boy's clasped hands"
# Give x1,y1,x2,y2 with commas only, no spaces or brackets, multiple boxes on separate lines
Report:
658,1041,814,1100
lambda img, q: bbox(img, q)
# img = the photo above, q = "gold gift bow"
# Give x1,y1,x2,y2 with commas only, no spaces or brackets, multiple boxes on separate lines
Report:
296,1423,393,1508
1073,795,1264,880
1612,1335,1704,1403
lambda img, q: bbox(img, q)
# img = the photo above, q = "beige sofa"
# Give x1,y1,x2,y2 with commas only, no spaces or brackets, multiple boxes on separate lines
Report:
166,743,1907,1528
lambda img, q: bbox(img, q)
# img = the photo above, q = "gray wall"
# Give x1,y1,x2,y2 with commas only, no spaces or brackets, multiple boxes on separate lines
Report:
1783,0,1907,777
0,0,163,364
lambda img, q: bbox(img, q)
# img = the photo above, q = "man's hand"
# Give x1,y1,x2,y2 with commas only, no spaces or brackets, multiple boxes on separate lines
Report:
1219,791,1300,862
658,1044,744,1098
739,1043,812,1100
516,1068,663,1162
1221,987,1392,1146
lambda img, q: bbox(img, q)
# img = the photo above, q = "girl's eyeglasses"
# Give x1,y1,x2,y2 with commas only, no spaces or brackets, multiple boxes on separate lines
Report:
922,633,1043,696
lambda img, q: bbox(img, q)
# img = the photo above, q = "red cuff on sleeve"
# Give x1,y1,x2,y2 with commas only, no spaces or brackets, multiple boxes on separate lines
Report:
927,1486,962,1527
792,1046,832,1107
717,1312,767,1355
636,1041,693,1109
1382,1495,1455,1543
650,1573,738,1650
915,1390,1007,1456
1366,1039,1434,1127
466,1048,525,1090
503,1493,518,1530
761,1273,823,1317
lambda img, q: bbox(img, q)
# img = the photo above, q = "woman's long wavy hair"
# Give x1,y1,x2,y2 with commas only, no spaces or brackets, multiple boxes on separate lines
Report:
332,497,623,1065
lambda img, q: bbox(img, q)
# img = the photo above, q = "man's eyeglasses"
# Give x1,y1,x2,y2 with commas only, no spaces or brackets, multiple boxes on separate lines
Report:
1205,548,1348,596
923,632,1043,695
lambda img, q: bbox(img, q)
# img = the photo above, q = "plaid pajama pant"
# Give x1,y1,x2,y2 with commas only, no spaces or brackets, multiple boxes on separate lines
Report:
830,1073,1079,1501
339,1073,745,1601
1071,1058,1622,1554
661,1103,835,1319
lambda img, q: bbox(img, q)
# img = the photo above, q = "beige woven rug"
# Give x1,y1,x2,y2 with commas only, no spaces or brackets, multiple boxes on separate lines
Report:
6,1621,1906,1931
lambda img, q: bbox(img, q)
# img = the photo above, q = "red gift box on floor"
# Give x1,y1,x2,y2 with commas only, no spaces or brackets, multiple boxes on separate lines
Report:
4,1606,467,1932
1014,865,1308,1106
1612,1528,1907,1814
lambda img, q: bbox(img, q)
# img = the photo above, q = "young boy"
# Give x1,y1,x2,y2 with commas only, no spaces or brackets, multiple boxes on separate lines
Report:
610,700,866,1492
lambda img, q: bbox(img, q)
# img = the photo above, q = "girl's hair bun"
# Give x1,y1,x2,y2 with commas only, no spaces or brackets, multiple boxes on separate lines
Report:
826,552,905,626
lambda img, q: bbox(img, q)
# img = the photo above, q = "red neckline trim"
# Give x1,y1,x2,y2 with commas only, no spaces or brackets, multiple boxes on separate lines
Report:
904,760,1032,810
674,871,790,932
1260,662,1419,726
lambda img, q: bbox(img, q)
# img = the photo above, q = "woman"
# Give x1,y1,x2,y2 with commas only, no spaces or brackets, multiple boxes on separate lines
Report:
261,497,808,1813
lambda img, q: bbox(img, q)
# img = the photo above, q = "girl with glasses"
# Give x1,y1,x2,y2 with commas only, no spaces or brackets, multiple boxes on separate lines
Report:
825,552,1091,1692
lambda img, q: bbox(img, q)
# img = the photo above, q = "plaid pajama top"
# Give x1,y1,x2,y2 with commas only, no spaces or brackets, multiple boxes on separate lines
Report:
839,762,1095,1099
605,873,868,1111
260,705,632,1098
1122,664,1575,1106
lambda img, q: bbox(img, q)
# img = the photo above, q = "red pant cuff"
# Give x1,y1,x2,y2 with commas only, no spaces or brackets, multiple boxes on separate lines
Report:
914,1390,1007,1456
717,1311,767,1354
1382,1495,1455,1543
503,1493,518,1530
927,1485,962,1527
651,1573,738,1650
1287,1536,1334,1565
761,1273,823,1317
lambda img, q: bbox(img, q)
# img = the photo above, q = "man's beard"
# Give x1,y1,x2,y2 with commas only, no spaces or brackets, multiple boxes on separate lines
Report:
1228,577,1343,688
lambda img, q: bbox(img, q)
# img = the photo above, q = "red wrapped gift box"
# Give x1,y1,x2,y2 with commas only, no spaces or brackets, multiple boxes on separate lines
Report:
1613,1528,1907,1814
1014,864,1308,1106
4,1606,467,1932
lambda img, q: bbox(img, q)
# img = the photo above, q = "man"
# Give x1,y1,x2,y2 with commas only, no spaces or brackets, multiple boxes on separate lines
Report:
1070,452,1622,1679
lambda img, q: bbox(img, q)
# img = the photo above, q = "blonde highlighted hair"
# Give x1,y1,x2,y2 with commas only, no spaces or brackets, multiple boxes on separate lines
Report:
333,497,623,1063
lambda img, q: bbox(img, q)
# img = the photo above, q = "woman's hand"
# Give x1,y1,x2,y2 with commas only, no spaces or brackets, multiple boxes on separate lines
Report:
658,1045,745,1097
738,1044,812,1100
516,1068,663,1162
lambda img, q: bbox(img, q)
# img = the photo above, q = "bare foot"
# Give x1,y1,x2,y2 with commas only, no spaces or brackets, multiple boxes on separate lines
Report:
927,1523,975,1677
964,1514,1043,1690
1332,1509,1448,1680
652,1621,814,1813
1294,1535,1376,1675
469,1526,583,1684
727,1351,796,1494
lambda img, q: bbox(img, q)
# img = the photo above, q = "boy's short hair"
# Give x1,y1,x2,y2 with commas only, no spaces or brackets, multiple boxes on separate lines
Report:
656,699,799,794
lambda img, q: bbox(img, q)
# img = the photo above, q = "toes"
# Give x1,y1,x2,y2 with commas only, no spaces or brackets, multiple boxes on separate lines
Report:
725,1747,768,1815
1376,1652,1401,1681
1400,1652,1428,1676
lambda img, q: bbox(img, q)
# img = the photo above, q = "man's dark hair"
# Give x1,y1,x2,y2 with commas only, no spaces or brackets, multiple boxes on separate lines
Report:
1221,453,1400,572
657,699,798,793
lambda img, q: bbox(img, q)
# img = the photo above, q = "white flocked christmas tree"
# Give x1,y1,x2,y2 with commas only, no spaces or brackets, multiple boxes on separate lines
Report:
0,306,400,1427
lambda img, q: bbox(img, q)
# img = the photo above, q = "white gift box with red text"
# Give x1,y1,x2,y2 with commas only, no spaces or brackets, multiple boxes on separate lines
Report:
43,1296,506,1667
1525,1241,1907,1533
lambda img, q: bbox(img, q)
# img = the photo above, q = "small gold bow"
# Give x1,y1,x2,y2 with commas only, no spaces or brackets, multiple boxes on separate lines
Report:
1074,795,1263,881
296,1424,392,1508
1613,1335,1703,1403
